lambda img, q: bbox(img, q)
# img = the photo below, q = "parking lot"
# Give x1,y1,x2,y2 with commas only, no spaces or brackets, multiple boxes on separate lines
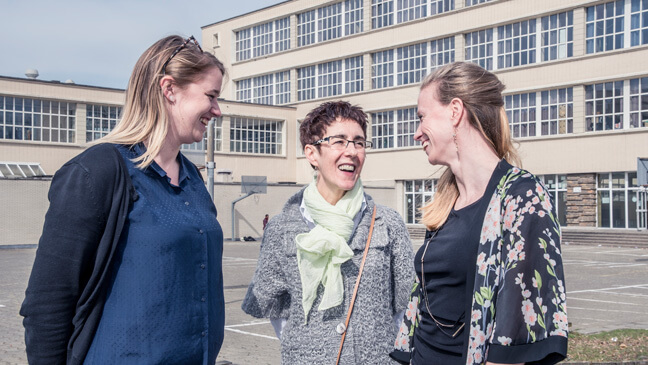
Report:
1,241,647,364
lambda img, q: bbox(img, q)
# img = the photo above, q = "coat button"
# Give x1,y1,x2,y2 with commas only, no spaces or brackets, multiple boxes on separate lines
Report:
336,323,346,334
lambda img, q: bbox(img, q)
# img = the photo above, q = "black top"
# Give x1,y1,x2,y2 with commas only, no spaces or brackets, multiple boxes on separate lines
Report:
412,196,487,363
412,160,510,365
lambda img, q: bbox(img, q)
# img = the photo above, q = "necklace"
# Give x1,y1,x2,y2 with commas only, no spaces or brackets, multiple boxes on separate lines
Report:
419,229,466,338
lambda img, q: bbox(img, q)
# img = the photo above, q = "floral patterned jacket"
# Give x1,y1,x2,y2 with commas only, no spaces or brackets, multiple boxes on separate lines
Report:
393,165,568,365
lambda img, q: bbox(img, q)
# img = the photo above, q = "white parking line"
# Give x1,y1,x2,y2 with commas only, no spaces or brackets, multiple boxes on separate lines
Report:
575,316,616,322
223,257,258,262
563,259,647,268
569,284,648,294
225,327,278,340
226,321,271,328
567,297,641,306
224,321,278,340
567,306,647,315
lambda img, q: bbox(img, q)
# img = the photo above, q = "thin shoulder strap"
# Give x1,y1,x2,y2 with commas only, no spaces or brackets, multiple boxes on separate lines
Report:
335,205,377,365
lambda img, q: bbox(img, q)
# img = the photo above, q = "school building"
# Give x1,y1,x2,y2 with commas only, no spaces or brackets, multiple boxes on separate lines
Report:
1,0,647,245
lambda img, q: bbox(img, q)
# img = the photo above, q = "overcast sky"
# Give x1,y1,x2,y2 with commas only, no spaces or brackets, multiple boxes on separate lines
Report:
0,0,285,89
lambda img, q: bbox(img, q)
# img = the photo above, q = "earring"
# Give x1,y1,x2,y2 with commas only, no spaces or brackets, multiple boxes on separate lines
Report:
453,128,458,152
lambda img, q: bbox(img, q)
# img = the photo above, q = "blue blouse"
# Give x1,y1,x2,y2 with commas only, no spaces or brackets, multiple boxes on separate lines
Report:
84,144,224,364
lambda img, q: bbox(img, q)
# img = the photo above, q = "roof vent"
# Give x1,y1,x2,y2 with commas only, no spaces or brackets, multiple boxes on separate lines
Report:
25,69,39,79
64,79,75,84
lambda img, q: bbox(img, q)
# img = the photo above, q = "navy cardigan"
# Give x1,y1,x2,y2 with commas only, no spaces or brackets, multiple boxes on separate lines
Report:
20,143,138,364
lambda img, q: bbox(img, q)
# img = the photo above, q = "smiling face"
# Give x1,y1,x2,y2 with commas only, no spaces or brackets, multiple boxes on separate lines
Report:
414,85,457,167
166,66,223,147
305,118,366,205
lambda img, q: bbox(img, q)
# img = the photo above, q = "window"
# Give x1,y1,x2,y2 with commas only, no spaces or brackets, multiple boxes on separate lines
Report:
397,0,427,23
541,11,574,61
375,0,453,28
318,60,343,98
585,81,624,131
465,0,492,6
397,43,427,86
253,22,273,58
298,10,317,47
275,71,291,105
371,107,421,149
538,174,568,227
468,13,578,71
505,93,537,138
297,66,317,101
236,17,290,61
597,172,640,228
0,162,46,178
540,88,573,135
505,88,574,138
212,33,220,48
236,79,252,103
631,0,648,45
497,20,536,69
345,0,364,36
230,118,283,155
430,36,455,70
586,0,625,54
465,29,493,70
253,74,274,105
430,0,454,15
0,96,76,143
371,111,394,148
275,17,291,52
298,56,364,101
345,56,364,93
181,118,223,152
298,2,364,47
86,104,122,142
630,77,648,128
397,108,420,147
236,71,291,105
371,49,394,89
372,42,427,89
372,0,394,29
235,28,251,61
318,2,343,42
404,179,436,224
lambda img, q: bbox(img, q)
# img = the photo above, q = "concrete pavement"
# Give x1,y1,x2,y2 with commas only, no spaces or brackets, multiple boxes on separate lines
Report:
1,241,648,364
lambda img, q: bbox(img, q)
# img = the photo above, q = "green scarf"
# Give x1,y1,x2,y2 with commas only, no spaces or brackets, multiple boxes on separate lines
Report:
296,178,365,323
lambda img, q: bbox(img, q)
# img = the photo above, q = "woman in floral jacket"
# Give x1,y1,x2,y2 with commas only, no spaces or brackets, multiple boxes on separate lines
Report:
391,62,568,365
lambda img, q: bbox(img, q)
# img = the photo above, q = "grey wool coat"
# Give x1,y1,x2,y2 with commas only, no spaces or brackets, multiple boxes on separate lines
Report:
242,188,415,364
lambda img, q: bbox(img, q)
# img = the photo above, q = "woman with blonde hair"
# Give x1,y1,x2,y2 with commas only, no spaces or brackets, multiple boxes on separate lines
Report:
21,35,226,364
391,62,568,364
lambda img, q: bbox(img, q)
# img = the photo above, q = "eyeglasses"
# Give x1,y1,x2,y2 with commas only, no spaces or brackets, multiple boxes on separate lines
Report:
311,136,373,150
161,36,203,76
420,229,465,338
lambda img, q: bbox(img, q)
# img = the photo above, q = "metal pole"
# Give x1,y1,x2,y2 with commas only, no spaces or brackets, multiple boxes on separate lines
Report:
231,192,255,241
206,118,215,199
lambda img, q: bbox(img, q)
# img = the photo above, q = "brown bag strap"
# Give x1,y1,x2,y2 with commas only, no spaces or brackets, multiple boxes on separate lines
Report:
335,205,377,365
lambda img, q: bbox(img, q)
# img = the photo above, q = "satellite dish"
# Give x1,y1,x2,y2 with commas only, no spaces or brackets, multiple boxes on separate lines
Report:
25,69,39,79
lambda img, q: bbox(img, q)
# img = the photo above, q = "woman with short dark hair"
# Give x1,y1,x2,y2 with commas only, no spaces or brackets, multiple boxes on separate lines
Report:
242,101,415,364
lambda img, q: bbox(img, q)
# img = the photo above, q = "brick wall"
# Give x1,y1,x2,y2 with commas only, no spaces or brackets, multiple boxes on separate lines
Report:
566,173,597,227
